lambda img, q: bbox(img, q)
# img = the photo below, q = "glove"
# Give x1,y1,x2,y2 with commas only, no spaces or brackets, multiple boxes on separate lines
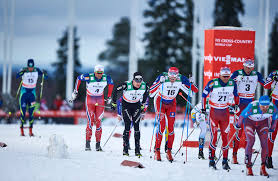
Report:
111,102,117,110
69,90,78,103
106,97,112,105
71,90,78,101
189,76,194,83
229,105,239,114
269,128,274,133
233,122,241,131
273,75,278,81
201,109,206,114
193,121,200,128
160,76,165,83
229,106,235,114
42,69,48,76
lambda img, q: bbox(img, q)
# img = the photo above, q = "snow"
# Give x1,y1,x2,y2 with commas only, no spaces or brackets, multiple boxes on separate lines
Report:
0,123,277,181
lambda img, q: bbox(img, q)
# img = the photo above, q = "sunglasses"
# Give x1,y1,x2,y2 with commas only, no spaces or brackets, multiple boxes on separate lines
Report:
95,71,103,74
222,76,230,78
134,78,143,83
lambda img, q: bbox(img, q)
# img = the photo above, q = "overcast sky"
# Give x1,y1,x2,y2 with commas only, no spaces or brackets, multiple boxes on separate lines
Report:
0,0,277,70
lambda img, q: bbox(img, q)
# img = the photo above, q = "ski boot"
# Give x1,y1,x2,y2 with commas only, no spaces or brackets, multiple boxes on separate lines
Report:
209,159,217,170
135,148,142,157
85,140,91,151
154,149,161,161
20,127,25,136
96,142,103,151
198,148,205,159
232,152,239,164
123,147,129,156
246,164,254,176
260,163,269,177
29,127,34,137
123,142,129,156
266,157,273,169
166,149,173,163
222,158,231,170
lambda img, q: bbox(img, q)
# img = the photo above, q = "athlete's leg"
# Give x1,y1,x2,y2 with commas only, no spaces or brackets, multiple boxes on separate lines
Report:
244,118,256,166
85,96,95,142
208,107,219,160
19,93,27,135
165,100,176,150
154,95,166,150
256,120,269,165
95,97,104,143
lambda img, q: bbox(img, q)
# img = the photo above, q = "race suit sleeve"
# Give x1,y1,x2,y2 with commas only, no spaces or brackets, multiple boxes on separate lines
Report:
112,82,127,103
106,75,114,98
73,73,90,92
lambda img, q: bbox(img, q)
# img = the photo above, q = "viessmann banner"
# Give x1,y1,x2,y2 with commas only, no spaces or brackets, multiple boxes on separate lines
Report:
203,28,256,87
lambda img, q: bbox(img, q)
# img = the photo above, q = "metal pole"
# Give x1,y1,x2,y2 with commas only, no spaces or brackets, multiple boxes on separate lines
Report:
66,0,75,101
191,0,197,105
198,0,204,102
2,0,8,94
257,0,264,99
7,0,15,94
263,0,270,94
128,0,138,81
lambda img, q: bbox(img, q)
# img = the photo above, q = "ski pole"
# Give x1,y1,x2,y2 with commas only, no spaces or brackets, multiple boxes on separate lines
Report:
39,74,45,102
179,86,192,153
185,81,192,163
179,92,207,116
102,119,121,148
174,127,195,157
252,147,261,167
215,131,237,165
15,80,23,100
95,103,111,109
149,83,164,154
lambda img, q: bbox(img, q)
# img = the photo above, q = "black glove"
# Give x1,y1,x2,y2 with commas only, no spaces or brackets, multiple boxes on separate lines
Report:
201,109,206,114
111,102,116,110
273,75,278,81
42,69,48,76
229,105,239,114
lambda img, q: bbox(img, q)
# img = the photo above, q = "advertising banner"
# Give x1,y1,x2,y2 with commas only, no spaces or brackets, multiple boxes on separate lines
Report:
204,27,256,87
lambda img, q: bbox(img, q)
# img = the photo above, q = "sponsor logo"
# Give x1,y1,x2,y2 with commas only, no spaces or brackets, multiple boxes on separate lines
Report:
204,54,245,65
169,112,175,117
204,71,212,79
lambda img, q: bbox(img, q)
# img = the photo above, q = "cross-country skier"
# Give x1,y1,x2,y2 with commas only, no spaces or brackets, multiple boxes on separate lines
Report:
149,67,198,162
116,96,149,150
16,59,47,136
230,58,265,164
202,67,239,170
234,95,278,176
191,102,208,159
111,72,149,157
70,64,114,151
264,70,278,168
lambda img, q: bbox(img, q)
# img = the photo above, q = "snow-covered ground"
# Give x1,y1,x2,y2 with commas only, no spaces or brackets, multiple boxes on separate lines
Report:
0,123,277,181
